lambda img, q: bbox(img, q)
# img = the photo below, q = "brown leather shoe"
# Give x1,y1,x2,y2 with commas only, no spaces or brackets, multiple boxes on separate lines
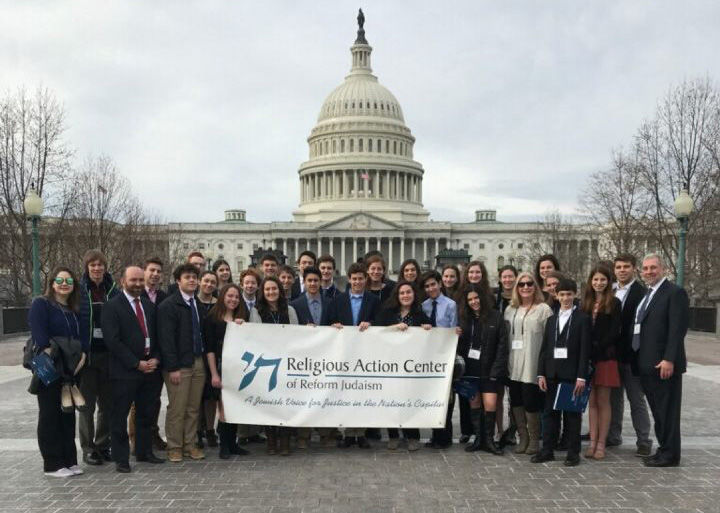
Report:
167,449,182,463
186,447,205,460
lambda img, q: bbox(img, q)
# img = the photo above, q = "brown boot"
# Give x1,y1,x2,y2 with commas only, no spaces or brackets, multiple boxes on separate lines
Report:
513,407,529,454
266,428,277,455
526,412,540,455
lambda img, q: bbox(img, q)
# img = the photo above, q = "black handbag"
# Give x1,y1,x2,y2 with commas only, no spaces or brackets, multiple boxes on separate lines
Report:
22,336,36,370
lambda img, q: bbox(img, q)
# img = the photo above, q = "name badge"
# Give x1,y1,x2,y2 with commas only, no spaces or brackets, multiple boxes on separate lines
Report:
468,349,481,360
633,323,641,335
93,328,103,339
554,347,568,359
145,338,151,351
511,339,523,350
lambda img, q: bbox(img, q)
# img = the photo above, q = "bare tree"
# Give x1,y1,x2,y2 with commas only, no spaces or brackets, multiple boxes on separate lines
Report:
0,88,74,305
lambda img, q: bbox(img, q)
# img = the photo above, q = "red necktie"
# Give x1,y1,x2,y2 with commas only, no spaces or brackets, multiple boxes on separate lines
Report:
134,298,149,355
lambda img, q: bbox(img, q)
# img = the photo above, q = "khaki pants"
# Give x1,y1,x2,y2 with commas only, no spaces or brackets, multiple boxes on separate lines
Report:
163,357,206,452
78,350,112,453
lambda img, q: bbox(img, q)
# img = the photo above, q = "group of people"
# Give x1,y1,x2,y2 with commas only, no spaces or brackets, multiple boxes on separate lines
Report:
28,246,688,477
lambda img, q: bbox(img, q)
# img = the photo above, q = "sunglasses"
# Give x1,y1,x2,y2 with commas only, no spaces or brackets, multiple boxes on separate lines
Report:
54,277,74,285
517,281,534,288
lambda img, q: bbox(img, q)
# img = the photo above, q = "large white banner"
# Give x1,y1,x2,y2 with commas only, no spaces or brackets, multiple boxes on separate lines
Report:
221,323,457,428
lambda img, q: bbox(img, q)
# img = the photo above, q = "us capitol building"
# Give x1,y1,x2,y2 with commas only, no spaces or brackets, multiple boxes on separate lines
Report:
169,14,598,281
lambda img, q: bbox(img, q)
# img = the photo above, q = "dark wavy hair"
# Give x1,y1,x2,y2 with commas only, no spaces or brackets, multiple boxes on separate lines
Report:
534,254,561,287
440,264,461,298
212,259,233,284
458,283,493,324
398,259,422,285
382,280,423,314
44,266,80,311
256,276,289,316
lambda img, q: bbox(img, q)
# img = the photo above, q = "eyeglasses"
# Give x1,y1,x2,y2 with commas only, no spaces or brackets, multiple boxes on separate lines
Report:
54,277,74,285
517,281,534,288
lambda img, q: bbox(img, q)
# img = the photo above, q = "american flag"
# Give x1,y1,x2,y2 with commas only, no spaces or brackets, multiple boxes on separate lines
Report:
360,172,369,180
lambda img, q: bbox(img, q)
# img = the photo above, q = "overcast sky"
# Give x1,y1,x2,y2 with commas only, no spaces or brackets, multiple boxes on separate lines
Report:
2,0,719,224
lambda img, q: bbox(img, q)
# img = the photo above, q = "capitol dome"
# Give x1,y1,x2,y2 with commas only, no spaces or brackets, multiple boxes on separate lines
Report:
292,15,429,223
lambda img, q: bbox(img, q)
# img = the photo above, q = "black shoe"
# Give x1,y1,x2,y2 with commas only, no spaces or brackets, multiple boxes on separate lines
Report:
100,449,112,462
83,451,103,466
341,437,356,448
357,436,371,449
115,462,131,473
230,445,250,455
219,447,231,460
136,453,165,464
499,427,517,447
531,452,554,463
635,444,653,457
580,433,591,441
644,456,679,467
606,439,622,448
459,435,471,444
564,454,580,467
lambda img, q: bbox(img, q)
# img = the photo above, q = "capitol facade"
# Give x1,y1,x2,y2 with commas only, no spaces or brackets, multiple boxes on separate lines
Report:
169,17,598,281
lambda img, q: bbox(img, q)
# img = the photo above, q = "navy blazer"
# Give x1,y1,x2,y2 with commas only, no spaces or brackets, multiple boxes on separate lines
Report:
327,291,379,326
290,293,331,326
538,308,591,382
635,279,688,376
290,277,303,301
101,293,160,380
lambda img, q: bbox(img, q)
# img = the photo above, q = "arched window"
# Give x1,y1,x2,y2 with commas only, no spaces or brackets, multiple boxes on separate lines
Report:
393,141,397,154
350,139,354,152
377,139,382,152
340,139,345,153
359,139,364,152
332,139,336,153
368,139,373,152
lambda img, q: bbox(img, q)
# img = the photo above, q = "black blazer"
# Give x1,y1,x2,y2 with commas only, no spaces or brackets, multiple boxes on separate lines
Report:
101,293,160,380
290,293,331,326
538,308,591,382
157,290,207,372
589,298,622,362
457,309,509,379
290,277,302,301
635,279,689,376
142,287,168,306
366,279,397,305
375,306,432,328
327,291,379,326
322,283,342,301
617,280,647,363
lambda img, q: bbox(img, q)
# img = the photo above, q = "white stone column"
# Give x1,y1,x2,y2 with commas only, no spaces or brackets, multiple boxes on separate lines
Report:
294,239,299,260
373,170,379,197
423,238,428,265
353,170,359,198
364,237,369,256
388,238,394,273
341,237,346,273
317,237,322,256
394,172,399,199
363,170,369,197
376,237,381,251
352,237,358,263
283,239,288,257
418,178,422,203
400,237,405,264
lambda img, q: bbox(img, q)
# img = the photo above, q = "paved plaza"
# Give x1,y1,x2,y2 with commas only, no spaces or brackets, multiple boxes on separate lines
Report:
1,334,719,513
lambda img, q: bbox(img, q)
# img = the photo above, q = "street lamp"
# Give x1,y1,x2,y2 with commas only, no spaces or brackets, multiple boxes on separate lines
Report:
23,187,44,297
673,187,694,288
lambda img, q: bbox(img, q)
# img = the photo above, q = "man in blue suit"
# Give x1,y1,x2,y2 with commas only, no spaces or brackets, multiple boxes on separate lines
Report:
327,262,380,448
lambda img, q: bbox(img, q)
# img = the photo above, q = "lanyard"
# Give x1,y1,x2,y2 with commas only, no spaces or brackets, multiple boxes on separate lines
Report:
270,311,280,324
511,305,533,337
555,306,575,347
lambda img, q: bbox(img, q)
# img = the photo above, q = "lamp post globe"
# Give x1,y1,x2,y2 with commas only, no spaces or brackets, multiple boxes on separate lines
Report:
673,188,694,289
24,188,44,297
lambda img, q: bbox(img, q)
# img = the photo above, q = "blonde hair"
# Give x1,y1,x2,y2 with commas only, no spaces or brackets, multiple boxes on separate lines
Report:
510,271,545,308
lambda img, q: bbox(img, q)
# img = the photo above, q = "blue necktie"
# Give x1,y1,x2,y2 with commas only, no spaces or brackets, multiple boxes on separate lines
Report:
189,297,203,355
632,288,653,351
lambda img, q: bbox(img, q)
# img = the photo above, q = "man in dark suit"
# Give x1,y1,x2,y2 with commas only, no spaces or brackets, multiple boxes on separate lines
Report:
290,250,317,300
289,266,330,448
327,262,380,448
634,254,688,467
532,278,591,467
607,254,653,455
102,266,165,473
127,257,169,455
317,255,341,301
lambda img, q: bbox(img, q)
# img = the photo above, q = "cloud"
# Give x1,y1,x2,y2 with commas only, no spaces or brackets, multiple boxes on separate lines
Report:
1,0,719,224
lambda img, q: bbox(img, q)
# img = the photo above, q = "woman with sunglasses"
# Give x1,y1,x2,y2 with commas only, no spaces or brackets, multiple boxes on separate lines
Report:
28,268,82,477
375,280,432,451
504,272,553,455
249,276,298,455
457,283,509,454
581,266,621,460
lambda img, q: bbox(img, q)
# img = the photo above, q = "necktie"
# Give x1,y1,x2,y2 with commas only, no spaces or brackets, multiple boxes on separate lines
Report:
189,297,203,355
310,299,321,325
133,298,149,355
430,300,438,327
632,288,654,351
